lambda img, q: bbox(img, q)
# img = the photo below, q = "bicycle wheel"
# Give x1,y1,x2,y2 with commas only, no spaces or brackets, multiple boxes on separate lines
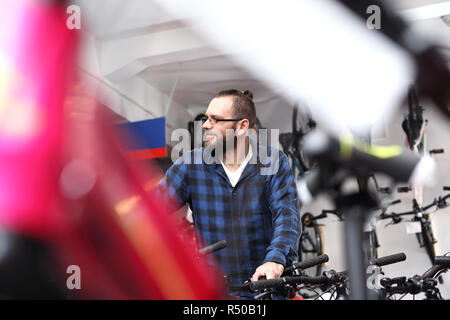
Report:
420,216,437,266
404,85,425,152
292,103,315,135
292,103,316,173
298,213,324,277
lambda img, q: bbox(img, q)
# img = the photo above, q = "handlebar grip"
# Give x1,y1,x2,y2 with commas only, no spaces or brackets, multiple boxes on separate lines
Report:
390,199,402,206
443,186,450,191
249,275,329,291
397,186,411,193
422,264,447,279
429,149,444,154
283,254,329,276
434,256,450,267
293,254,329,270
249,278,286,291
198,240,227,255
370,252,406,267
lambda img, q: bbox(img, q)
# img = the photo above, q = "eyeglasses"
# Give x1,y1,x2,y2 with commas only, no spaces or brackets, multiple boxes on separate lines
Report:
199,116,243,125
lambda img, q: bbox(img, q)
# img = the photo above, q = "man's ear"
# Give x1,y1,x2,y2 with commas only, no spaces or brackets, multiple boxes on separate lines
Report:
236,119,250,136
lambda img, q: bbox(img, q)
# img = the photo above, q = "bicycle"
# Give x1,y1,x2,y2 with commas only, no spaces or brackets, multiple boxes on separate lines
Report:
228,254,335,300
300,130,430,299
380,253,450,300
230,252,407,300
380,186,450,270
279,102,317,179
400,85,445,206
298,188,401,278
298,209,343,277
364,196,402,263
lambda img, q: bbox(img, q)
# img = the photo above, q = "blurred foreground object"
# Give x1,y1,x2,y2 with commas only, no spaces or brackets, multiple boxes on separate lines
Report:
156,0,450,138
0,0,223,299
156,0,415,137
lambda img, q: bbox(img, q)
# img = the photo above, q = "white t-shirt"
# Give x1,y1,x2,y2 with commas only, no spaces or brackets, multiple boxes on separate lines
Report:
221,145,253,187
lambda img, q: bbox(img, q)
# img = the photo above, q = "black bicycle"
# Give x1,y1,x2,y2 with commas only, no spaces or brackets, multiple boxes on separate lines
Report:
230,252,407,300
228,254,329,300
380,253,450,300
381,187,450,266
298,209,343,277
298,186,399,277
228,254,341,300
402,85,426,154
300,130,430,299
364,197,402,264
279,102,317,179
400,84,444,205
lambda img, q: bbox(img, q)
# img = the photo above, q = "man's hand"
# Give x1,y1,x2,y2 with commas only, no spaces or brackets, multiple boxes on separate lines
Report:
251,262,284,281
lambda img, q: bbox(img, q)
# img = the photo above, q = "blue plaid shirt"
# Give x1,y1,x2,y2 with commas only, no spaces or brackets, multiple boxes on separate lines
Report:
160,142,301,287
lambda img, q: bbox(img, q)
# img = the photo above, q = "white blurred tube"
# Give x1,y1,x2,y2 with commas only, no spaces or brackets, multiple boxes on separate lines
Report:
296,178,313,205
409,154,437,188
156,0,415,138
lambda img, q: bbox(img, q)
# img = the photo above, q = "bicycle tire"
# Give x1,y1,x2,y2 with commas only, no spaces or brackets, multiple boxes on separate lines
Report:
421,219,437,266
405,85,425,152
292,103,315,134
291,103,316,174
298,213,324,277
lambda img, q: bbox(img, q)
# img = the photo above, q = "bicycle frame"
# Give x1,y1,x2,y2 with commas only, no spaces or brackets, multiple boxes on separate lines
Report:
380,197,445,267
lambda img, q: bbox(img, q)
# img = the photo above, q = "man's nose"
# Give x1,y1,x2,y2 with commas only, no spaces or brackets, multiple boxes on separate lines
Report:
202,120,212,130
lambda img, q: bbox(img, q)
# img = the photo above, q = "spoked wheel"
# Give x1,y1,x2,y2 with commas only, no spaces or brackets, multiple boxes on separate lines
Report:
291,103,317,175
298,213,324,277
416,215,443,284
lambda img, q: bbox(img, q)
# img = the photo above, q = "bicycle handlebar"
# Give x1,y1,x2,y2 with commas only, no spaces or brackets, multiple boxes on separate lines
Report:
283,254,329,275
389,199,402,206
370,252,406,267
303,131,423,186
381,198,438,220
198,240,227,255
419,255,450,279
381,275,438,296
230,254,331,292
434,256,450,267
381,255,450,297
248,275,329,291
294,254,329,270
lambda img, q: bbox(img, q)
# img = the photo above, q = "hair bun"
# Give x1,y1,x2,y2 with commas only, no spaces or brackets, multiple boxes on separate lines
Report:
241,89,253,101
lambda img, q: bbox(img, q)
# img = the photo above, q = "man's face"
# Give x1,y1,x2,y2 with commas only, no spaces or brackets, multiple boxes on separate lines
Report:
202,96,237,148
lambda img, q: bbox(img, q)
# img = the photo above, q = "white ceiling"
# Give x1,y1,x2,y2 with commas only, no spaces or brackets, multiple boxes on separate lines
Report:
73,0,450,130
